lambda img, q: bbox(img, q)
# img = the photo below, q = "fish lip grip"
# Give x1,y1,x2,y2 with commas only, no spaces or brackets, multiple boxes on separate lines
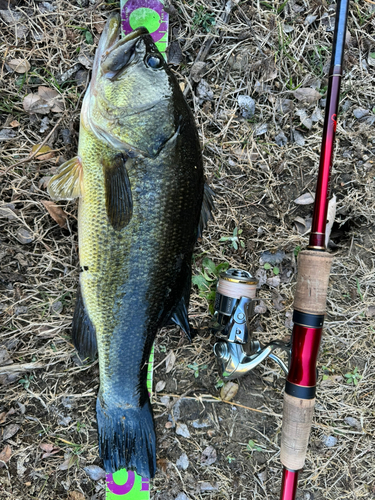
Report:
212,269,290,380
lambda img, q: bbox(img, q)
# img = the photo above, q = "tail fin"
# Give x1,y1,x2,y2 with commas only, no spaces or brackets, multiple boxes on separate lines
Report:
96,397,156,479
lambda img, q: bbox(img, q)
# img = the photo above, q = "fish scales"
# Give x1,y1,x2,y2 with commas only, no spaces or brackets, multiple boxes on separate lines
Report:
48,14,208,479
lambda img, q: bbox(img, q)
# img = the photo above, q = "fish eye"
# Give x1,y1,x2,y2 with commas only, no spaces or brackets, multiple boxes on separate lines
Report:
145,54,163,69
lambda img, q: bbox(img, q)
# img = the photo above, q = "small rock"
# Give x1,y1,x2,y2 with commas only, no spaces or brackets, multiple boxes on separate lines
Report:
260,250,285,265
0,129,17,141
61,397,73,409
61,128,72,145
175,493,189,500
176,453,189,470
160,395,171,407
39,117,50,133
323,435,337,447
16,228,34,244
84,465,106,480
57,415,72,426
176,423,190,438
192,419,211,428
344,417,361,430
293,130,305,146
353,108,369,119
255,268,267,288
196,79,213,105
200,445,217,466
305,14,317,25
14,306,28,316
275,131,287,146
237,95,255,118
254,123,268,136
199,482,219,492
75,69,88,87
52,301,63,314
267,276,280,288
296,109,313,130
254,300,267,314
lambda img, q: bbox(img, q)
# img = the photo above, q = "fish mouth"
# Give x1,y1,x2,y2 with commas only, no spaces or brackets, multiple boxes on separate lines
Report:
100,26,151,81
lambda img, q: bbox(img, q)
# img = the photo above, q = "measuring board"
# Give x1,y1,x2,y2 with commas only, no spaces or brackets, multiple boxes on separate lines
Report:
104,3,168,497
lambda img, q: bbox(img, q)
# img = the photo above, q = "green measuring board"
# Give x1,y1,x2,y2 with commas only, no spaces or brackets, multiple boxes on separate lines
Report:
105,2,169,496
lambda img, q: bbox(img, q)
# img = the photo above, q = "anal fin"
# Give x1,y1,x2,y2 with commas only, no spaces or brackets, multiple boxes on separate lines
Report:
47,157,82,201
198,183,214,238
71,285,97,359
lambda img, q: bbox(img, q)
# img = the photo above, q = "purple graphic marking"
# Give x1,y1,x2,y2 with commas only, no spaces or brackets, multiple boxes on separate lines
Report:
106,471,135,494
141,478,150,492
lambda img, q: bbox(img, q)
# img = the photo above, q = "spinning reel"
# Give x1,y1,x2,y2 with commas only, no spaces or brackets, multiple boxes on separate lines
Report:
212,269,291,380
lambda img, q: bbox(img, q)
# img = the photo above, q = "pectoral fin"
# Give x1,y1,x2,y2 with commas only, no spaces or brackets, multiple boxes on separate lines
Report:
47,157,82,201
102,153,133,231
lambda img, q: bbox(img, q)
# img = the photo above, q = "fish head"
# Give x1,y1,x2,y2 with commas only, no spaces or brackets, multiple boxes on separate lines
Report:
85,14,183,158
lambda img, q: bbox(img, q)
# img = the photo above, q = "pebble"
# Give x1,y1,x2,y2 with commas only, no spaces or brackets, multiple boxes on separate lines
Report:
176,453,189,470
176,423,190,438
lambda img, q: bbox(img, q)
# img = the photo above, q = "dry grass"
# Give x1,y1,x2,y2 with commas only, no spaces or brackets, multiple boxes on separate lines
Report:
1,0,375,499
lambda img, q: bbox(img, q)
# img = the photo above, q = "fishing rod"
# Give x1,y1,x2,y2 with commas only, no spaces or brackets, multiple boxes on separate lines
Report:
279,0,350,498
212,0,350,498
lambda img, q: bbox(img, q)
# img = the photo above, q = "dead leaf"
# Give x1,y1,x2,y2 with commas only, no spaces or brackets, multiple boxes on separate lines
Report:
325,194,337,246
272,291,286,311
38,86,64,113
155,380,166,392
190,61,206,83
7,58,30,73
10,120,19,127
31,145,54,161
38,86,59,101
68,492,85,500
157,458,168,473
165,350,176,373
0,445,12,466
41,201,68,228
40,442,60,458
294,192,315,205
220,381,238,401
366,306,375,318
293,87,321,104
93,15,106,33
2,424,20,441
23,94,50,115
201,445,217,466
167,40,183,66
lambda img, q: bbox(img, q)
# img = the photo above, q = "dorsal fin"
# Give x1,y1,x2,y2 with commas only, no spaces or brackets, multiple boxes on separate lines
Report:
47,157,82,201
102,154,133,231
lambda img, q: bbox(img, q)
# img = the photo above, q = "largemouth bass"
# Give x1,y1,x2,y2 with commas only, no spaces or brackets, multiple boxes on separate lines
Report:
47,14,212,479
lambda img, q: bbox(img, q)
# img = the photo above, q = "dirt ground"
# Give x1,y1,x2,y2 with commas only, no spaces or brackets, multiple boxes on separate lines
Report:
1,0,375,499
